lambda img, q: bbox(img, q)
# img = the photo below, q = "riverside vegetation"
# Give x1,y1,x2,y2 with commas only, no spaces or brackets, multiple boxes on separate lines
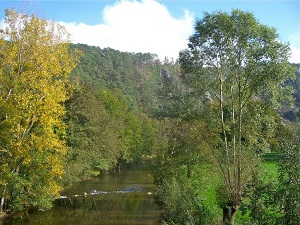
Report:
0,8,300,225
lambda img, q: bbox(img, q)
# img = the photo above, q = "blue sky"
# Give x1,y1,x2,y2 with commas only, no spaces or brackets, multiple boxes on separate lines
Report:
0,0,299,62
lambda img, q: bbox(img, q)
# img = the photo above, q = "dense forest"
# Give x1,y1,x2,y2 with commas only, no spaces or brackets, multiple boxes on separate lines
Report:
64,43,163,184
1,8,300,225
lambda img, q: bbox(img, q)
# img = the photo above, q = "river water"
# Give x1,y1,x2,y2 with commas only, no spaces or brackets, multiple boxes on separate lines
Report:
2,160,162,225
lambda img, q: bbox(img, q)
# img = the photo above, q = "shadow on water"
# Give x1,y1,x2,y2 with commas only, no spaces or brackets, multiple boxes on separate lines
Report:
1,160,162,225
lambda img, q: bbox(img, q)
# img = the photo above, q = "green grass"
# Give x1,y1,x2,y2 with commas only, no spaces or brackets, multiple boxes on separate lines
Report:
262,161,279,181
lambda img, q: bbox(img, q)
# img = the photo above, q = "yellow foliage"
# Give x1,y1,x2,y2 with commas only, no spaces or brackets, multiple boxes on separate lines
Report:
0,9,80,207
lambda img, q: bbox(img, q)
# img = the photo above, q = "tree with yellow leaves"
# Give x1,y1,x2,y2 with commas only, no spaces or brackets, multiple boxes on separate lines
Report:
0,9,79,215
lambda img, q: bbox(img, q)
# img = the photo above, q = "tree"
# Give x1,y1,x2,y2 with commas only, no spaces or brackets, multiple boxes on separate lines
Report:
179,9,295,224
0,9,78,215
64,85,132,184
153,118,217,224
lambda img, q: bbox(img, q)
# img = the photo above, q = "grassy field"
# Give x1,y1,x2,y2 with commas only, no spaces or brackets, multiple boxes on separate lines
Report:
263,161,279,180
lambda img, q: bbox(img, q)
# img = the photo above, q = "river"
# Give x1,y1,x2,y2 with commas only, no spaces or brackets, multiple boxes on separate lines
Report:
1,160,162,225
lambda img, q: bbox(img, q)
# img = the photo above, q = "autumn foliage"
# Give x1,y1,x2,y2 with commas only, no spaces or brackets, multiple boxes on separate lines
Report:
0,9,79,214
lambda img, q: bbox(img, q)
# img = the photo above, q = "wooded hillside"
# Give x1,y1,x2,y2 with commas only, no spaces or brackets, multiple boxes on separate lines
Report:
63,44,179,184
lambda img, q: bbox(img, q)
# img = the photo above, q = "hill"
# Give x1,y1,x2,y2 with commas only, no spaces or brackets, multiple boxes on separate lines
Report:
63,44,179,184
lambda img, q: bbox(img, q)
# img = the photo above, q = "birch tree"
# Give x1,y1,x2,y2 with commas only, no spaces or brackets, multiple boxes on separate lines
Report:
179,9,295,224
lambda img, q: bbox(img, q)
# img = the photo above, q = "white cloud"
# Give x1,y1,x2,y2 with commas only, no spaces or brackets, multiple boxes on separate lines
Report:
60,0,194,60
289,32,300,63
0,19,6,31
290,47,300,64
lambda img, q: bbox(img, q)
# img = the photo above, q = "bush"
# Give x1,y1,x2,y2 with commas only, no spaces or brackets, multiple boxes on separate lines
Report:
277,141,300,224
240,174,280,225
157,178,213,225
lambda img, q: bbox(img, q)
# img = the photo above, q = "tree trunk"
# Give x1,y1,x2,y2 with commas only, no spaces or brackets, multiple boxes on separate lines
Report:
0,198,4,217
0,188,6,217
223,201,238,225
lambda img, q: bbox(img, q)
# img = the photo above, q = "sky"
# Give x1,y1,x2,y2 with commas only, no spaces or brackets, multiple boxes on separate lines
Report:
0,0,299,62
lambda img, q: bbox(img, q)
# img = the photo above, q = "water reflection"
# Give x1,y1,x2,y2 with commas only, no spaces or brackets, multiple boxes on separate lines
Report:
2,161,162,225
